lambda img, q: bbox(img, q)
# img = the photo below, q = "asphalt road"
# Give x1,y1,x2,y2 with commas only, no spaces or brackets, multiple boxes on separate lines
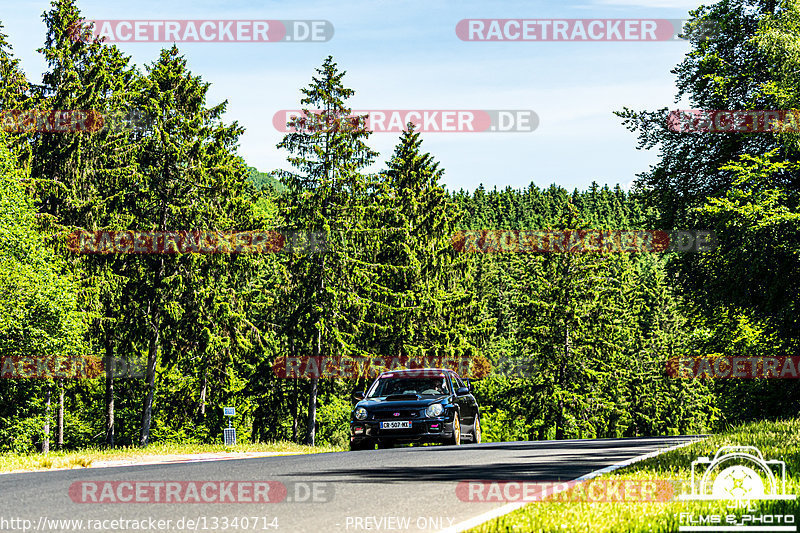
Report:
0,436,697,533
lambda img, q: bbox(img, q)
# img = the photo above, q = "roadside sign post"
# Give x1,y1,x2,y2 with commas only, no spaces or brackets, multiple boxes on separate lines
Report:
223,407,236,446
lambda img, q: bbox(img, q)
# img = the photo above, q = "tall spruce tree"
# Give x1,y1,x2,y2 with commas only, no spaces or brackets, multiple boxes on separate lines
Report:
356,125,487,367
276,56,377,445
29,0,140,448
128,46,254,446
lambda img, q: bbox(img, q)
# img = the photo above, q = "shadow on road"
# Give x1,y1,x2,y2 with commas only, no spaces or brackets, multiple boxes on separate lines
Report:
287,436,697,483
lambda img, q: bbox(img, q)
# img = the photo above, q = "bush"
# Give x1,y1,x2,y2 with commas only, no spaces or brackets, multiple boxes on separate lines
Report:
0,415,46,453
316,395,351,448
480,409,533,442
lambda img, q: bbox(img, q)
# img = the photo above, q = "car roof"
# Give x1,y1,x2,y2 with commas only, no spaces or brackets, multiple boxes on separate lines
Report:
377,368,455,377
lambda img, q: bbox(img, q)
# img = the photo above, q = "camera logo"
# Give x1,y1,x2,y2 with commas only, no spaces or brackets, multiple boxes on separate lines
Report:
679,446,795,502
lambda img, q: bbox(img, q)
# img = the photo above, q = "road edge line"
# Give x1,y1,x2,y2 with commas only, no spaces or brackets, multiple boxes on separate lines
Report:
0,451,312,476
438,436,703,533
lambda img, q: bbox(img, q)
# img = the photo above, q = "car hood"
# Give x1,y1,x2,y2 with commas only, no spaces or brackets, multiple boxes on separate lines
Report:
356,395,450,410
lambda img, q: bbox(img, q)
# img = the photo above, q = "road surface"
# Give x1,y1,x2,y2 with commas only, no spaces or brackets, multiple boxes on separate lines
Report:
0,436,697,533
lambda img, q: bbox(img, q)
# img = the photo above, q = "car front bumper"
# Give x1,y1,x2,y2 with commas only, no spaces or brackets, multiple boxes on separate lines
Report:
349,416,456,445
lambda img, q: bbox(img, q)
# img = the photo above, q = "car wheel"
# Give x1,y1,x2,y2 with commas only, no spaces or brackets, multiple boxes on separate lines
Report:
447,413,461,446
467,414,481,444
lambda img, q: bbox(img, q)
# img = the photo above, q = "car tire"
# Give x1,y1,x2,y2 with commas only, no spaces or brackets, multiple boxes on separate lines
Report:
468,414,481,444
447,413,461,446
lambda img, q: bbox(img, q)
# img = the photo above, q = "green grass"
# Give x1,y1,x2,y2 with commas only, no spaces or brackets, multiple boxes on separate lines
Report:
468,418,800,532
0,441,345,474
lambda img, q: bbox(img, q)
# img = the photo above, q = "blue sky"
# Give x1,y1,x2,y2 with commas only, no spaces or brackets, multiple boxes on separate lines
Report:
4,0,716,192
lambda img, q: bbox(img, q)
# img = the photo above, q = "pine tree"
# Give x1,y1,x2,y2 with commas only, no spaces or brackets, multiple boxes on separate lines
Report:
0,20,30,161
358,125,488,368
30,0,139,447
515,201,629,439
276,56,377,445
126,46,255,446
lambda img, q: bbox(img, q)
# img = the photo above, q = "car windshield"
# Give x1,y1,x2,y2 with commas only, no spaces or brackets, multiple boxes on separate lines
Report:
367,376,450,398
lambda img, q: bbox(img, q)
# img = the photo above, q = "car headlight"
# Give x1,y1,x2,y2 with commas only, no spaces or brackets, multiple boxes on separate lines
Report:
354,407,368,420
425,403,444,417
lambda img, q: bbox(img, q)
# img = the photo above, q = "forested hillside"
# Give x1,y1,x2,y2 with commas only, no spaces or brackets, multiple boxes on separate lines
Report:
1,0,798,453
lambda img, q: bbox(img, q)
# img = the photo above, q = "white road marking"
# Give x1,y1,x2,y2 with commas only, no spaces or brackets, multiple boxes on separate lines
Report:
439,437,703,533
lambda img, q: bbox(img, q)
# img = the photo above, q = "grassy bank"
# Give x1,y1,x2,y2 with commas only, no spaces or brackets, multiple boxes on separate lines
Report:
0,441,345,474
468,418,800,532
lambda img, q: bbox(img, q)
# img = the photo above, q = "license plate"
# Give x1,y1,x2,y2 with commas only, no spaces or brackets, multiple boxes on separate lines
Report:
380,420,411,429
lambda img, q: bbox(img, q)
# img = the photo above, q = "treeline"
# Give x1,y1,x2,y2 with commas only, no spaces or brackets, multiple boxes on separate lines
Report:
1,0,799,452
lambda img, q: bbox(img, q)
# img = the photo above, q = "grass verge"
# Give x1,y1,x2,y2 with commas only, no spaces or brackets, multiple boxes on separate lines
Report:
0,441,345,474
467,418,800,532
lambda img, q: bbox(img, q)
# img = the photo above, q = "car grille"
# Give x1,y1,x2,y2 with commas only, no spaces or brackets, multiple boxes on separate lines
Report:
371,410,420,420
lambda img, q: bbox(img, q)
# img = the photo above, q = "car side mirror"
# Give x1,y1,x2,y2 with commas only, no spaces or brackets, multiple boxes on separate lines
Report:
464,378,473,392
456,386,469,396
352,391,365,401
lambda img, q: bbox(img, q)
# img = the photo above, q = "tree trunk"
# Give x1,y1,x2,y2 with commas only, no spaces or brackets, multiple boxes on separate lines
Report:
555,256,573,441
305,254,324,446
291,391,298,442
140,240,165,447
139,315,160,447
305,323,321,446
290,338,298,442
556,321,573,440
555,350,566,441
306,377,318,446
57,378,64,449
42,385,51,454
198,371,207,417
555,399,565,440
104,336,115,447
